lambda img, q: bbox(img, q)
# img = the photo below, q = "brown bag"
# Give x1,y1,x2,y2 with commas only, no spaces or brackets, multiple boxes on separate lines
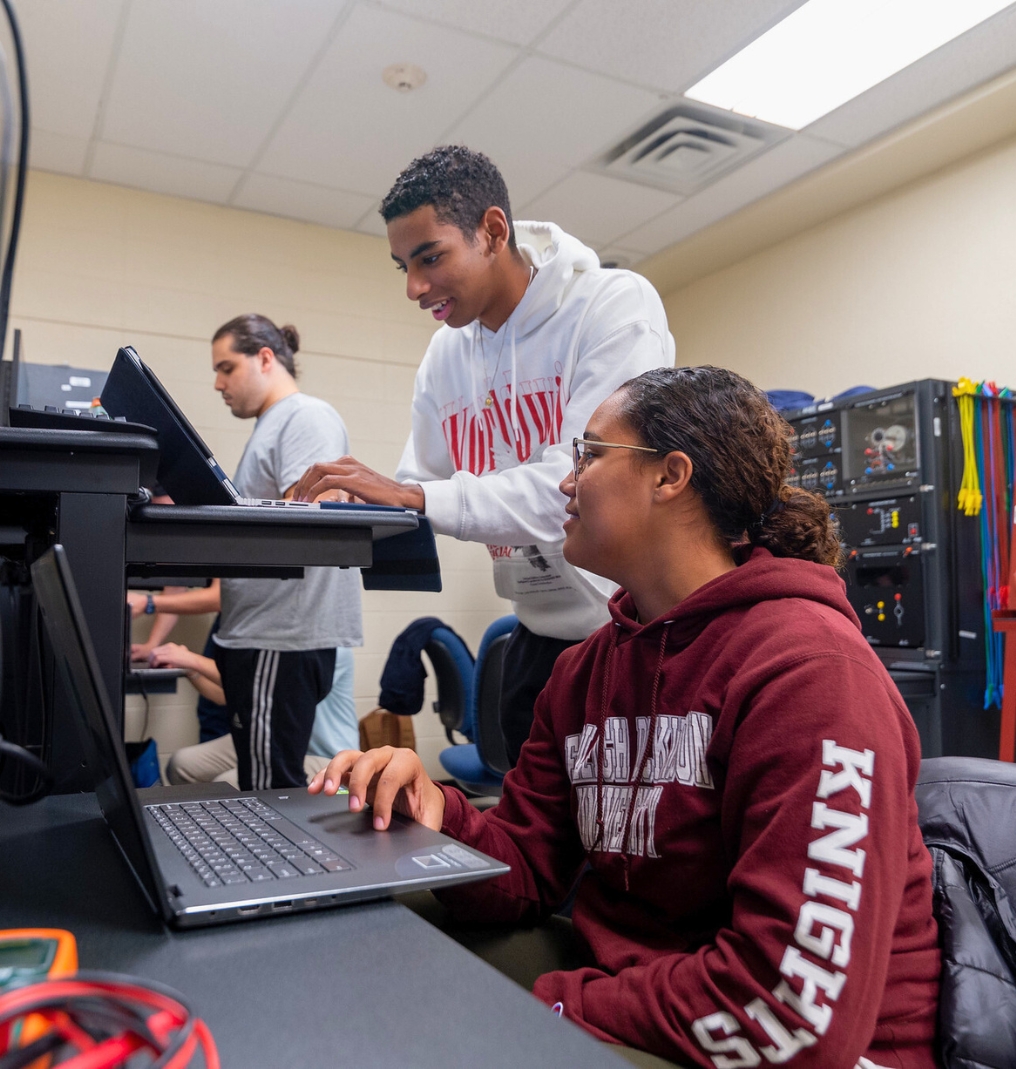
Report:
358,708,416,752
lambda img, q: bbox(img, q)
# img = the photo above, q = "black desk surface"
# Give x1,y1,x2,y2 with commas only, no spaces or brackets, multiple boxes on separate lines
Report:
130,501,417,535
0,425,160,494
0,794,626,1069
0,425,159,454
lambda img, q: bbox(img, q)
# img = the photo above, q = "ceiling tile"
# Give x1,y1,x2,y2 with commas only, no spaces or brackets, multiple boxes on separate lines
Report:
89,143,243,203
536,0,806,94
374,0,574,46
100,0,345,167
30,129,90,176
18,0,1016,266
618,134,844,255
807,6,1016,147
234,174,376,230
518,171,678,248
445,55,662,206
257,4,519,195
19,0,124,138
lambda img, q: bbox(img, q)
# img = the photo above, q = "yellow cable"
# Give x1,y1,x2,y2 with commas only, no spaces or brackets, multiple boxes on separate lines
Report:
953,378,982,516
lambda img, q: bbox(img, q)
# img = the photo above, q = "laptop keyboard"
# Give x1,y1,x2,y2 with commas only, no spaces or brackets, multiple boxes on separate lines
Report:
148,798,352,888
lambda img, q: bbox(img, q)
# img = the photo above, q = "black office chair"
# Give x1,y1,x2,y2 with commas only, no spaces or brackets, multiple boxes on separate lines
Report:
915,756,1016,1068
470,628,512,777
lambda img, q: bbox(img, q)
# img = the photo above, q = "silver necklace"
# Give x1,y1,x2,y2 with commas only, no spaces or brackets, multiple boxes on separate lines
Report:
479,264,535,407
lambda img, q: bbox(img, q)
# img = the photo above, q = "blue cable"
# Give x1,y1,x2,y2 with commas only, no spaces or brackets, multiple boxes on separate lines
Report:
974,397,1001,708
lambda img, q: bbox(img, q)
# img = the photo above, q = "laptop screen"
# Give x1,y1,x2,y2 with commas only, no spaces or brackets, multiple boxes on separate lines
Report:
100,346,239,506
31,546,169,919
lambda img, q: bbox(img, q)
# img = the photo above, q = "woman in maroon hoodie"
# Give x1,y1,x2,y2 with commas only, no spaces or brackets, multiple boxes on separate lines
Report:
310,366,941,1069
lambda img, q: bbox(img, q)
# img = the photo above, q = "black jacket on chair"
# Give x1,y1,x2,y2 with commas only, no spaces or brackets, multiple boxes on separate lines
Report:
916,757,1016,1068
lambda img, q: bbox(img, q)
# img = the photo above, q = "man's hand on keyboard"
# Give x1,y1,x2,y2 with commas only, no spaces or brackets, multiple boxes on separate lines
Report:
292,456,425,511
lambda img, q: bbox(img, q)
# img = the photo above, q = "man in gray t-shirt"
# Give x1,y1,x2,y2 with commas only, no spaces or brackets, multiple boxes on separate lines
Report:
209,314,362,789
216,391,362,653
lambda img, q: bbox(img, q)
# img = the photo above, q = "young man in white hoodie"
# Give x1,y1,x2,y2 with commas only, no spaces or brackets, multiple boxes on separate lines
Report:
294,146,675,765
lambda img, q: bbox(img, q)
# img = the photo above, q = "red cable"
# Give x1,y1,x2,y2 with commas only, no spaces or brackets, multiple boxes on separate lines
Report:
43,1008,97,1051
58,1033,147,1069
0,974,219,1068
162,1028,198,1069
193,1019,220,1069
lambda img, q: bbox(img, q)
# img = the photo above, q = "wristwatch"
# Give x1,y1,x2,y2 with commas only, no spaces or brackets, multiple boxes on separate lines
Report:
145,593,156,615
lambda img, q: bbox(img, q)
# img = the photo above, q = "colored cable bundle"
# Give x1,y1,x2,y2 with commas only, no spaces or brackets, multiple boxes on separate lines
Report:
0,972,219,1069
953,378,982,516
954,380,1016,709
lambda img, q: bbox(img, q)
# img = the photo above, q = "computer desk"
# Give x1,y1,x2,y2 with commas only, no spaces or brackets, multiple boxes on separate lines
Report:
0,792,629,1069
0,427,418,721
0,425,422,791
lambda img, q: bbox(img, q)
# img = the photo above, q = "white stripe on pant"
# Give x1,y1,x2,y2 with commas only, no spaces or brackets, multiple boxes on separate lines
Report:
250,649,279,790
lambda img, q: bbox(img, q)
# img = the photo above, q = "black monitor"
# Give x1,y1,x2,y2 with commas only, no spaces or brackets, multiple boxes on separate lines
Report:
30,545,165,915
101,345,238,506
0,1,27,368
0,325,19,426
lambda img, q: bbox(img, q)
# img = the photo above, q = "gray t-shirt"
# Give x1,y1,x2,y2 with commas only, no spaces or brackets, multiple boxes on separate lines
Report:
215,391,363,651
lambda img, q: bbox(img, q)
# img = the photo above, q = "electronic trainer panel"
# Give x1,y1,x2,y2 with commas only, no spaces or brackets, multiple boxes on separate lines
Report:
784,381,988,759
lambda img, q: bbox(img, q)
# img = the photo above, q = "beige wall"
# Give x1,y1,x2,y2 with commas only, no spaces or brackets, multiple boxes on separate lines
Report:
29,126,1016,775
663,132,1016,397
9,170,507,777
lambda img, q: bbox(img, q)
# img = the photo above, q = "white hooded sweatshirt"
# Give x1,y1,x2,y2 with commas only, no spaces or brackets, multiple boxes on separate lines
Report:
395,221,675,640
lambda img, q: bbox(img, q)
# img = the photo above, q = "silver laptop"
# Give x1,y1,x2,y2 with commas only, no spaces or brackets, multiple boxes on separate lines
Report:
31,545,507,928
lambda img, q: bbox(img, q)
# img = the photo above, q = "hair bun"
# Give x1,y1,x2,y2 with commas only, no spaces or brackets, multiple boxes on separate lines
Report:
280,325,300,355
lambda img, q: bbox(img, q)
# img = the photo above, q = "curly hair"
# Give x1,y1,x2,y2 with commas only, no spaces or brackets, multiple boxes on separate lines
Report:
379,145,515,248
616,366,843,567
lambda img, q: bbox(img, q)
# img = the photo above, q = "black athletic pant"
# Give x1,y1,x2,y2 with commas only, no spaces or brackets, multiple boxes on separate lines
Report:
213,645,335,790
498,622,579,768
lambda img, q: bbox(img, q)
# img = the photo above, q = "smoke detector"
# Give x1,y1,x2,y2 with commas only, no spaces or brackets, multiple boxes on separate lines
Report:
594,101,789,195
382,63,427,93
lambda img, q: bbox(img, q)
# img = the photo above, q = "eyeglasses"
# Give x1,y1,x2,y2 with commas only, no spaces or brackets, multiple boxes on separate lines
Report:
572,437,659,479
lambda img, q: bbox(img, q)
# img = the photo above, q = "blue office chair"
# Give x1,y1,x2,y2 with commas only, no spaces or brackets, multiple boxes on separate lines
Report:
432,615,516,797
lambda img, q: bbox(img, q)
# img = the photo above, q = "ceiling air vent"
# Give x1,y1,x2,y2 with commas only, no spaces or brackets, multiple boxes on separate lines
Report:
594,101,790,196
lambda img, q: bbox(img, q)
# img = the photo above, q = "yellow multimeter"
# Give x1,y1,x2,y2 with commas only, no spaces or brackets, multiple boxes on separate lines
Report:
0,930,77,991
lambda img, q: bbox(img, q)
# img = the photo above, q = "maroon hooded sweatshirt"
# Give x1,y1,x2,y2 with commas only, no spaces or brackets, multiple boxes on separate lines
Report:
437,548,940,1069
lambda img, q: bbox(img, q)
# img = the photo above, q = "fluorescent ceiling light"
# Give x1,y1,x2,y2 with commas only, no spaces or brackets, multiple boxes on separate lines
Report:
685,0,1015,130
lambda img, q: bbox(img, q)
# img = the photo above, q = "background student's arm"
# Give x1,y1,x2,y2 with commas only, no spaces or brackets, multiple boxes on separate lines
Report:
148,642,226,706
130,594,181,661
128,579,220,618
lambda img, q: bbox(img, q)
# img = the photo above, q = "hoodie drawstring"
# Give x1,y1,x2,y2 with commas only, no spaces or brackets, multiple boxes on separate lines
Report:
619,622,670,890
587,622,671,890
589,626,618,857
469,329,482,426
509,326,519,444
